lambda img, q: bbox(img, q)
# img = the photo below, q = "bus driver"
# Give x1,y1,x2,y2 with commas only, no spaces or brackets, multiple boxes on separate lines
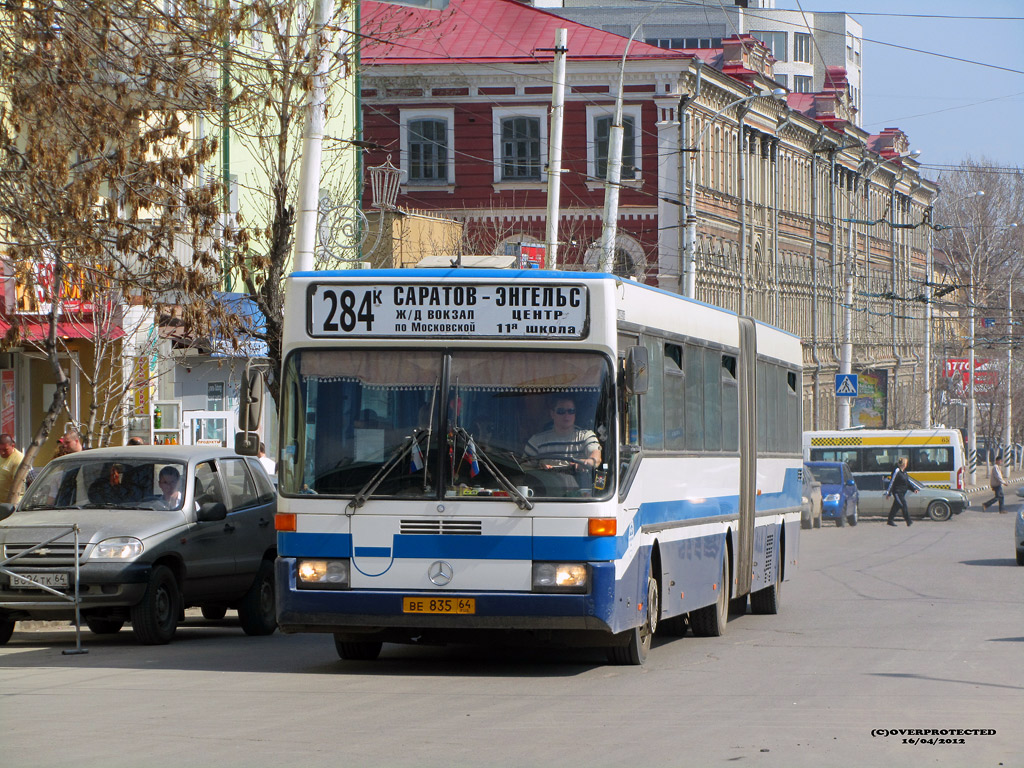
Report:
524,395,601,470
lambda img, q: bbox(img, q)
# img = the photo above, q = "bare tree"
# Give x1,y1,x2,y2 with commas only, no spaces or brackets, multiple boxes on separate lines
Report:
0,0,242,499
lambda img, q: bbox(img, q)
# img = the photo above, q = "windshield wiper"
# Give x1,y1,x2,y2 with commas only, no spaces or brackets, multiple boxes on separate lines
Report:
452,427,533,510
347,429,428,512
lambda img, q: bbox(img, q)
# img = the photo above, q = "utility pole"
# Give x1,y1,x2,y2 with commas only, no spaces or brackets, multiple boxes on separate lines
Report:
293,0,335,273
545,29,567,270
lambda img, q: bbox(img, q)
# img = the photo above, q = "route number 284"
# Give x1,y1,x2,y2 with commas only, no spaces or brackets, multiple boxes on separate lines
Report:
319,288,376,333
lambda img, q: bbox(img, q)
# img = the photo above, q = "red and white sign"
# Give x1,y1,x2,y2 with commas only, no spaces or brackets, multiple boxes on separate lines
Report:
16,258,97,315
944,358,998,395
519,245,546,270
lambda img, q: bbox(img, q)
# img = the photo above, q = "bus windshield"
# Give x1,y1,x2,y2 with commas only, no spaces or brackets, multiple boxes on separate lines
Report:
279,348,614,501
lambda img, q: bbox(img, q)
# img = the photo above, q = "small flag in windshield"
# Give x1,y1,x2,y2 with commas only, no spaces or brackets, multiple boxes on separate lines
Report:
410,440,424,472
465,439,479,478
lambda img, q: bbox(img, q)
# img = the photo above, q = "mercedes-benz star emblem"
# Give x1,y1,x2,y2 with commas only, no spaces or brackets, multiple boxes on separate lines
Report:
428,560,454,586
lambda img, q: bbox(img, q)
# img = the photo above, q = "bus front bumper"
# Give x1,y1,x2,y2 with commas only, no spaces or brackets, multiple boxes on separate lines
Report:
274,557,624,635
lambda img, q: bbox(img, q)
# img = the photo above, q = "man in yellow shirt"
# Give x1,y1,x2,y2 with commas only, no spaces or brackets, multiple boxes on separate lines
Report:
0,433,25,505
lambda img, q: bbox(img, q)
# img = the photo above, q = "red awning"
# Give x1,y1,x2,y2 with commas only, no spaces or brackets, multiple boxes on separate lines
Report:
0,319,126,341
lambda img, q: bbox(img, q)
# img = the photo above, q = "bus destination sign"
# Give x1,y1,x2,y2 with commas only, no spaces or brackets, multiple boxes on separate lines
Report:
308,283,589,339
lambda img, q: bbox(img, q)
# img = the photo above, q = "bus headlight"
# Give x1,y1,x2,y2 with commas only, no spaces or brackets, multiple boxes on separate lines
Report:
296,559,350,589
532,562,588,593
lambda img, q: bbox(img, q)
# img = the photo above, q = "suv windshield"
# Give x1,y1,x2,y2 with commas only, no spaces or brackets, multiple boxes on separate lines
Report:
21,458,188,511
279,349,614,501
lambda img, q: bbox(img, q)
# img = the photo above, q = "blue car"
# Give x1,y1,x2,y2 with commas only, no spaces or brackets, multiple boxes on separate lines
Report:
805,461,859,527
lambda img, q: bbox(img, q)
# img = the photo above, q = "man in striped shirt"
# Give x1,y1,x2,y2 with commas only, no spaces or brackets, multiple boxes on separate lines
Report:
525,396,601,470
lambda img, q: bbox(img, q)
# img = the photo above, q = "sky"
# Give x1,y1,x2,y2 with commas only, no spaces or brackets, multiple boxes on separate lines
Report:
773,0,1024,178
534,0,1024,179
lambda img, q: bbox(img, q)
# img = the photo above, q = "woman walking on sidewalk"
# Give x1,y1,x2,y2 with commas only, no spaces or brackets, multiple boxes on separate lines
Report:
982,456,1006,513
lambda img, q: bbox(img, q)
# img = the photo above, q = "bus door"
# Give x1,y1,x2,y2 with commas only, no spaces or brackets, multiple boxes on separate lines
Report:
736,318,757,597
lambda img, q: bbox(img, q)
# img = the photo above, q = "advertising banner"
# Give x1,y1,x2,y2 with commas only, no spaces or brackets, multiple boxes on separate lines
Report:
944,358,998,397
851,369,887,427
1,369,14,436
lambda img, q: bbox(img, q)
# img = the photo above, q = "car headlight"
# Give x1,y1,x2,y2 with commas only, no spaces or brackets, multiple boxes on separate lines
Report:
824,493,840,503
532,562,588,593
297,559,349,589
91,537,144,560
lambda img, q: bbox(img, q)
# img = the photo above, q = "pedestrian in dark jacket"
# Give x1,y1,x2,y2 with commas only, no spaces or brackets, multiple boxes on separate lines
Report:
885,457,918,527
982,457,1005,513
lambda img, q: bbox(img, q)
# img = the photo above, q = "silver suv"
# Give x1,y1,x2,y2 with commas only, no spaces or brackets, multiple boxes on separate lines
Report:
0,446,277,645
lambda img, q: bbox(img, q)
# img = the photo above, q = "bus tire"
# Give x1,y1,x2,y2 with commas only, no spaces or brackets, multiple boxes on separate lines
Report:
750,562,781,615
690,546,729,637
927,500,952,522
334,634,383,661
608,570,658,665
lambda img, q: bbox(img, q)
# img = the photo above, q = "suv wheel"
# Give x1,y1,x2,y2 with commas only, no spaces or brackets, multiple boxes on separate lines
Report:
131,565,181,645
238,560,277,636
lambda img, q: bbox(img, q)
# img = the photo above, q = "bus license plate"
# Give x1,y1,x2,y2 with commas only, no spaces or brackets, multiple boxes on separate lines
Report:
403,597,475,615
10,572,69,590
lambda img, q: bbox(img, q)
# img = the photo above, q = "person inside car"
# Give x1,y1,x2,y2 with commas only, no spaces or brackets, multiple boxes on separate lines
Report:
88,463,135,505
157,466,183,510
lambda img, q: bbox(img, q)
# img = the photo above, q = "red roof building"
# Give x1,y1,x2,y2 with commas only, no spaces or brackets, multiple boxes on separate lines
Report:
358,0,938,429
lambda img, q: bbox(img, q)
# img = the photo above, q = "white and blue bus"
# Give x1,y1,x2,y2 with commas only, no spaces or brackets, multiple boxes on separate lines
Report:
270,270,803,664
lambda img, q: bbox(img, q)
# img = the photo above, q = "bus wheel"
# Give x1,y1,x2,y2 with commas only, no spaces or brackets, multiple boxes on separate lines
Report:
608,571,658,665
334,634,383,661
690,546,730,637
750,562,781,615
927,501,952,522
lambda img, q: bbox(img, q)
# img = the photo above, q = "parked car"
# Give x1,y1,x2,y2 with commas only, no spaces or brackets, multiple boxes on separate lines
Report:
853,473,968,521
804,461,858,527
1015,488,1024,565
801,464,822,529
0,446,278,645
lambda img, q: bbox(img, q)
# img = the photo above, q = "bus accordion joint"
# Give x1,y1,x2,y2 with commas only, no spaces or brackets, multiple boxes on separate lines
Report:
275,513,297,532
588,518,617,537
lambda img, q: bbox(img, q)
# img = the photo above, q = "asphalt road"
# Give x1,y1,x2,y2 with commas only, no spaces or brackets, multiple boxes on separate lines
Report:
1,492,1020,768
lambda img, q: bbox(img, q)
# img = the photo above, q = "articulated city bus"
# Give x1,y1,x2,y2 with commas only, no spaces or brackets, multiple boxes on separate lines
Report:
803,429,966,489
268,269,803,665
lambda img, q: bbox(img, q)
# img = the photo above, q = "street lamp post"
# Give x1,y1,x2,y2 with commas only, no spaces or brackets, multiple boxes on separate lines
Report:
681,88,786,300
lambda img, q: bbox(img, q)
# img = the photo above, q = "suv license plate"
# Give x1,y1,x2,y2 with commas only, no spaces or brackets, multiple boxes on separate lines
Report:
10,572,69,590
402,597,475,615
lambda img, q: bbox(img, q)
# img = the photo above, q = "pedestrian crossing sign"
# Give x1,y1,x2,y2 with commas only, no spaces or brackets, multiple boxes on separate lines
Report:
835,374,858,397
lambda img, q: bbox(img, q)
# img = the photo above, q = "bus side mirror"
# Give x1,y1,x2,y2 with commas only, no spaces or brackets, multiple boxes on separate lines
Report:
624,346,649,395
235,365,263,457
239,366,264,432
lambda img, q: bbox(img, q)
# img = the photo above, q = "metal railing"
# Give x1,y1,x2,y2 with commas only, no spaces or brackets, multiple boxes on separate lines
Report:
0,524,87,655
